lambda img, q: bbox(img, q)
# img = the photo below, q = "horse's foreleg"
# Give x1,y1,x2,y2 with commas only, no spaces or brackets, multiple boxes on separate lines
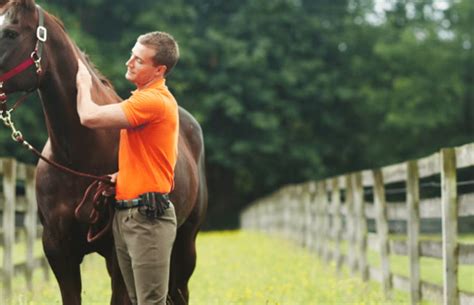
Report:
168,221,200,305
42,233,83,305
102,245,132,305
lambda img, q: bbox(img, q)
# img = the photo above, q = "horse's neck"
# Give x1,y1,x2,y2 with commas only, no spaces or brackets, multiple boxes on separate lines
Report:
38,34,119,171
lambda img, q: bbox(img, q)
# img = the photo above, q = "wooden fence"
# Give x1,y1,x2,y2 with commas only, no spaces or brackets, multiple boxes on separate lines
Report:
0,158,49,300
241,143,474,305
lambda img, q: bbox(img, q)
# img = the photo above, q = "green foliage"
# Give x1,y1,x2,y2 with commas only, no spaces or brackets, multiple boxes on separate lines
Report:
2,0,472,228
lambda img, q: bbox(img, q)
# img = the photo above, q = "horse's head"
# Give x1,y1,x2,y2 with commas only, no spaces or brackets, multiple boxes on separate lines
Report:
0,0,45,97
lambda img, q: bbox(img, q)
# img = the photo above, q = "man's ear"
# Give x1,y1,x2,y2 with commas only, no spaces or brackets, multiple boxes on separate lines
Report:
156,65,167,77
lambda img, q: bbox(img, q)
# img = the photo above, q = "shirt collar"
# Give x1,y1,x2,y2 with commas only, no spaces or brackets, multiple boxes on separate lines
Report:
143,78,166,90
132,78,166,94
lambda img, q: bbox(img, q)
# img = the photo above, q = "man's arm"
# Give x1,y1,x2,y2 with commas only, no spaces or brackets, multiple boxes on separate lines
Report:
76,59,131,129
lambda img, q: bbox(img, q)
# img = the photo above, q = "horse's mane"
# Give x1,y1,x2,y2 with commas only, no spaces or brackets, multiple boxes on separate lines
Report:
46,11,115,89
80,52,114,89
49,12,66,31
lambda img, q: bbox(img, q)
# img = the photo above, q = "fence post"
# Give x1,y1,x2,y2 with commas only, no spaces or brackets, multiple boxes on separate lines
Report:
297,185,306,247
24,165,38,290
283,191,291,240
407,160,420,305
308,182,318,253
315,181,325,258
2,158,16,301
331,178,343,271
325,180,333,262
274,196,281,235
269,199,276,236
304,183,315,249
353,172,368,281
320,181,331,262
345,174,357,274
373,169,392,297
289,189,296,241
441,148,459,305
279,195,285,236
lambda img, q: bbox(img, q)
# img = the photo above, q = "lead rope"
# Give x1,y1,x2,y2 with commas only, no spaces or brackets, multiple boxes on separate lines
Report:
75,180,116,243
0,109,112,182
0,108,115,242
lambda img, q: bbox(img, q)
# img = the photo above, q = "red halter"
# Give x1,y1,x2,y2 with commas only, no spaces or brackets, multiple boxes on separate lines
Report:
0,5,47,104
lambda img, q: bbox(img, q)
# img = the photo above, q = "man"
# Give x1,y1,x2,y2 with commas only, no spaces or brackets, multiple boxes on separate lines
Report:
76,31,179,305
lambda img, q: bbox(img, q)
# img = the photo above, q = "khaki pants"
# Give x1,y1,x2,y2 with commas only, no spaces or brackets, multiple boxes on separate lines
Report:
113,203,177,305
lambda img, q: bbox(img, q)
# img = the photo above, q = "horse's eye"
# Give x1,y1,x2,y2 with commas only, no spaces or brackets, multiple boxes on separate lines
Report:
3,29,18,39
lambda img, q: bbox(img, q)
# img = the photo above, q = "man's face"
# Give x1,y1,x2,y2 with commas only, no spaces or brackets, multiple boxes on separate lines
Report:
125,42,163,88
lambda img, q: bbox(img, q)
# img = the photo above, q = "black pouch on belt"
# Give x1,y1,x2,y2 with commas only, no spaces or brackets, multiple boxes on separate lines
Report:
138,192,171,220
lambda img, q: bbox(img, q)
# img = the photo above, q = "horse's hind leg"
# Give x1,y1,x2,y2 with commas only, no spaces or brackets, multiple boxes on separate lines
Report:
42,233,83,305
168,221,200,305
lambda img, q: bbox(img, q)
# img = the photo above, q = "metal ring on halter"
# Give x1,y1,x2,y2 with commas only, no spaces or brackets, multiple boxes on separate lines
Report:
36,26,47,42
31,51,42,73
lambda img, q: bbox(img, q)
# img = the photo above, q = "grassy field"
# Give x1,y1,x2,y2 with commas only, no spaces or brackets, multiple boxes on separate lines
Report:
2,231,430,305
329,235,474,293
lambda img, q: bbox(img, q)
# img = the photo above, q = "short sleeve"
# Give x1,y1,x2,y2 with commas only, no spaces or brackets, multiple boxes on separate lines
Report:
121,90,165,127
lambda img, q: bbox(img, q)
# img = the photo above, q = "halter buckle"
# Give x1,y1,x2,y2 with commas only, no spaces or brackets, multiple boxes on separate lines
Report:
31,51,42,74
36,26,47,42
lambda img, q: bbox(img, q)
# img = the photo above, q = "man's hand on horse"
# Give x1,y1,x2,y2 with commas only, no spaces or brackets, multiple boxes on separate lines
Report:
76,58,92,89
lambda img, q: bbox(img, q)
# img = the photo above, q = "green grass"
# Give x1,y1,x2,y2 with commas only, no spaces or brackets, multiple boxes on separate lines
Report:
189,231,423,305
328,235,474,293
389,233,474,244
458,234,474,244
0,239,44,264
3,231,428,305
367,251,474,293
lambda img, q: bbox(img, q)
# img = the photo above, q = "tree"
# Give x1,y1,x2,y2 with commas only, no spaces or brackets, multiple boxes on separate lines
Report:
2,0,472,228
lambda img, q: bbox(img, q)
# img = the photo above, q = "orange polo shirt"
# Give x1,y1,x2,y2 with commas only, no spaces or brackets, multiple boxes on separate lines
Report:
115,78,179,200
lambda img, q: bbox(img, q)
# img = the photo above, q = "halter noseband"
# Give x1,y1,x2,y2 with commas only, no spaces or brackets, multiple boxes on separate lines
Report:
0,4,47,104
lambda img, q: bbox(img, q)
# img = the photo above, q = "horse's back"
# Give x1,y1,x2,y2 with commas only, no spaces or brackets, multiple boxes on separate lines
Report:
172,107,207,227
178,107,205,162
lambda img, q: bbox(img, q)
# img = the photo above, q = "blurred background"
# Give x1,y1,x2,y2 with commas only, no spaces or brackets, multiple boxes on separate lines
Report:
1,0,472,229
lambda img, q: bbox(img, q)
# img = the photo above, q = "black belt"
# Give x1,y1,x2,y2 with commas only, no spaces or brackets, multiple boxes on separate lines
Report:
115,198,144,209
115,193,170,210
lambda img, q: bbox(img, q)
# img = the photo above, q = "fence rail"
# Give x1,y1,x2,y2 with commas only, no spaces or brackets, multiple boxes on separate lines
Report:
241,143,474,305
0,158,49,300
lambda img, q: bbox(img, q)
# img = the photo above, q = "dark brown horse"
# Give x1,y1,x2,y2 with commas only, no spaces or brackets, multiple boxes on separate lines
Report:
0,1,207,304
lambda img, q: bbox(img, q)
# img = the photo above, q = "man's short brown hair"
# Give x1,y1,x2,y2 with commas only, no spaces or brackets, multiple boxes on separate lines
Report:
138,31,179,76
